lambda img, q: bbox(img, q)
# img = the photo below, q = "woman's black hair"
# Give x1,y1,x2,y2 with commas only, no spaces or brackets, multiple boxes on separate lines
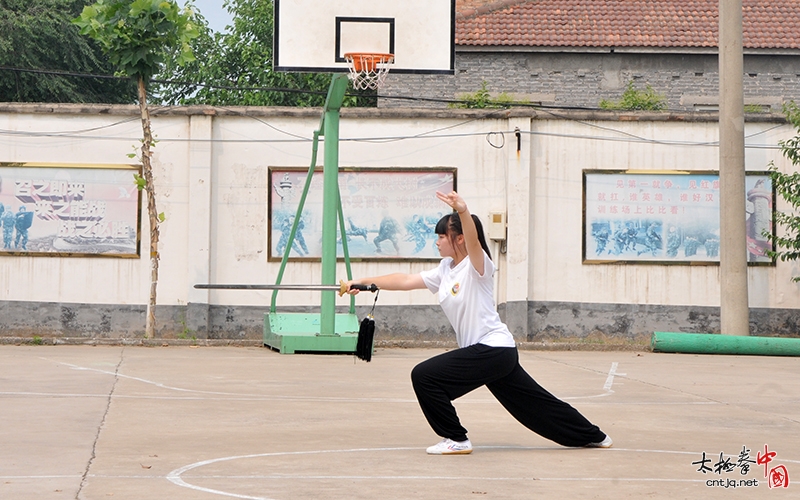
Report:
434,212,492,259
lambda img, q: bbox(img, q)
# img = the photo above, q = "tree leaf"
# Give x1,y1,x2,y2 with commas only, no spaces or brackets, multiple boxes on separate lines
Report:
133,173,146,190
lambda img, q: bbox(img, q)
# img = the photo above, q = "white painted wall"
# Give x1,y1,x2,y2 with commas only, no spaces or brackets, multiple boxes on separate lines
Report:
529,117,800,308
1,105,798,317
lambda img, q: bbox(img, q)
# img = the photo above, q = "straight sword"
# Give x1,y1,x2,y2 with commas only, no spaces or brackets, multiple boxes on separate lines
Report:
194,280,378,297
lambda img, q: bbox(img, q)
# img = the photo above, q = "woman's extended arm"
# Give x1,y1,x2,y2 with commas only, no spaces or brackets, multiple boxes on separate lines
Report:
346,273,426,294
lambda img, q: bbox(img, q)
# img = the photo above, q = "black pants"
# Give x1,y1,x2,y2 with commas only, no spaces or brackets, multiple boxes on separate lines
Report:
410,344,607,446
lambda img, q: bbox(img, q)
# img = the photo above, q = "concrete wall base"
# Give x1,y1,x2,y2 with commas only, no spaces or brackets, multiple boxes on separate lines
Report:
528,301,800,342
2,300,798,343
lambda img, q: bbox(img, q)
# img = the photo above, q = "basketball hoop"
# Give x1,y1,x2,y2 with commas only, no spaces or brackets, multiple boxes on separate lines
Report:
344,52,394,91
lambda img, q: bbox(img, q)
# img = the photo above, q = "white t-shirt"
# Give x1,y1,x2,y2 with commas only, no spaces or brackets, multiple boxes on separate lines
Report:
419,252,516,348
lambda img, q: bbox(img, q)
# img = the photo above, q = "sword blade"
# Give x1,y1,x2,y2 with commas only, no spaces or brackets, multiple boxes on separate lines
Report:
194,281,377,296
194,284,342,291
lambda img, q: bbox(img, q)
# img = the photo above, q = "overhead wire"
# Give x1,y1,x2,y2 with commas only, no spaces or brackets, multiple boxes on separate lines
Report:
213,106,312,141
0,122,785,150
0,64,707,113
531,106,787,148
0,65,791,151
0,65,129,81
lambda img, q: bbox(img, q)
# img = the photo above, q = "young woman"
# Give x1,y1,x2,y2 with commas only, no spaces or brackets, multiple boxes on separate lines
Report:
347,191,612,455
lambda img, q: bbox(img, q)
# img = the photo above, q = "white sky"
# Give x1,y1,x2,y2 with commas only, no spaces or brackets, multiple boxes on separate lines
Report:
184,0,234,33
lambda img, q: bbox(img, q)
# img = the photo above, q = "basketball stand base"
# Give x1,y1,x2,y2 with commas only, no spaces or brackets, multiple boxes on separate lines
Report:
263,312,360,354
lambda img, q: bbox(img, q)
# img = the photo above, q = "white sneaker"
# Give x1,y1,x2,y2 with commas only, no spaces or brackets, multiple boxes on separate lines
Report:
426,438,473,455
586,435,613,448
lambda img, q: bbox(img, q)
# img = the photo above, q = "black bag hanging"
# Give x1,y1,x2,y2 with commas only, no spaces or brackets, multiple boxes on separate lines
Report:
355,289,379,362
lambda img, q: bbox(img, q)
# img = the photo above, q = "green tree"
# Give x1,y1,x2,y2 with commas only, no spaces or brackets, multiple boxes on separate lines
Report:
0,0,137,103
73,0,198,338
153,0,368,107
764,101,800,281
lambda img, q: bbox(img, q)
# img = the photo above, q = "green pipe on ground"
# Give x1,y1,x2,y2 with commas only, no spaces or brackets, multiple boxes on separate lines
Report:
651,332,800,356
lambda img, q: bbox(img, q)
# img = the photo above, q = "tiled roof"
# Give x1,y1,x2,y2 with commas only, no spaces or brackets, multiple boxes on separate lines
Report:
455,0,800,49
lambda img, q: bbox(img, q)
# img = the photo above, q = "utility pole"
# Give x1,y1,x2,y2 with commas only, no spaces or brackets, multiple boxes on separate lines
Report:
718,0,749,335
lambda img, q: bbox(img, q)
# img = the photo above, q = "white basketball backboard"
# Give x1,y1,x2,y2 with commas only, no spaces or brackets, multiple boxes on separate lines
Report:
274,0,455,74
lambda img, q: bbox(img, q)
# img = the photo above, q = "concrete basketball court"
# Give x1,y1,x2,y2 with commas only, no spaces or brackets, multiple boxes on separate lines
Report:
1,344,797,499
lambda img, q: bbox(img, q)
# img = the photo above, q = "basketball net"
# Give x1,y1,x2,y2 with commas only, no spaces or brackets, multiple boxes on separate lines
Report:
344,53,394,91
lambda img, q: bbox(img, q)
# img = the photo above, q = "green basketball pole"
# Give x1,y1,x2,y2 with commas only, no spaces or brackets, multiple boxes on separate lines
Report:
263,74,362,353
319,75,348,337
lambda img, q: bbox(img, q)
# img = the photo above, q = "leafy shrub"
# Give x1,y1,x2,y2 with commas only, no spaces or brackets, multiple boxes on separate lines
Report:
599,81,667,111
451,81,528,109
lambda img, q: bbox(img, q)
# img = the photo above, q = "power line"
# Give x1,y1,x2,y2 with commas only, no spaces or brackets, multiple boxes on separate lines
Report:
0,123,783,150
0,65,788,151
0,65,615,112
0,65,130,81
2,64,793,121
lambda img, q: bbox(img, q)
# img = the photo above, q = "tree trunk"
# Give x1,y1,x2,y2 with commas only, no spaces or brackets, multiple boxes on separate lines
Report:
137,76,160,339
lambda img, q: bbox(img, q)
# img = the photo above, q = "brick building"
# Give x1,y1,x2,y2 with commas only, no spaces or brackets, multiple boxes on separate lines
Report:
381,0,800,111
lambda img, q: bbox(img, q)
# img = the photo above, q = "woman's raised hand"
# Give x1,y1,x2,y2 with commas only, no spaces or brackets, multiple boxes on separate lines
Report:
436,190,467,214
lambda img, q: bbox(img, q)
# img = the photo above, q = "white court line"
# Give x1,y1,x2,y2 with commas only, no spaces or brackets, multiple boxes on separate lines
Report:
166,447,800,500
13,359,721,406
0,391,719,405
0,389,419,404
604,361,621,391
44,358,250,397
34,358,623,402
0,391,722,406
564,361,623,400
0,475,81,479
37,358,417,402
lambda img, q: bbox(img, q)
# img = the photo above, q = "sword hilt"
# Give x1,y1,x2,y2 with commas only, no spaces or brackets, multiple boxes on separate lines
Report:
338,280,379,296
